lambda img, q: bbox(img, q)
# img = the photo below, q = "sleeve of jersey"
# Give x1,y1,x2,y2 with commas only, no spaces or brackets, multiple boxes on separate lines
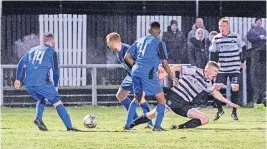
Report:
127,42,138,58
52,52,60,87
16,55,27,80
237,34,247,63
158,41,168,60
181,66,196,75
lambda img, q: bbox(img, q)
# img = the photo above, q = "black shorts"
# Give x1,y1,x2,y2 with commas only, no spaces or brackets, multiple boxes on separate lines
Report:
215,73,240,85
165,88,194,118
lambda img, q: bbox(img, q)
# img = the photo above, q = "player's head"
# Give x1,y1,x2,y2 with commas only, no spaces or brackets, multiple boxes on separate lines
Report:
195,18,204,29
149,21,161,37
106,32,122,52
255,18,262,27
43,32,55,48
204,61,220,80
170,20,178,32
195,28,204,41
219,18,230,36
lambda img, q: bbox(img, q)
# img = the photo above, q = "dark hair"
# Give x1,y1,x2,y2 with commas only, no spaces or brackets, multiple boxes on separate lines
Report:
255,18,262,23
150,21,160,29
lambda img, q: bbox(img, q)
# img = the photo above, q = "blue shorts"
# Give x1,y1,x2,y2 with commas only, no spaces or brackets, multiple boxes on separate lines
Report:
120,75,133,92
26,83,60,104
132,76,163,96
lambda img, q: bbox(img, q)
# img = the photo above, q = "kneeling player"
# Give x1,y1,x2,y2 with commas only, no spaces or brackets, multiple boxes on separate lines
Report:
129,61,240,129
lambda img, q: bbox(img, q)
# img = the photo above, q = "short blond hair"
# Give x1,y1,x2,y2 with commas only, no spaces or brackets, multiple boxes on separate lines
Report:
106,32,121,42
205,61,220,69
43,32,54,43
219,18,229,25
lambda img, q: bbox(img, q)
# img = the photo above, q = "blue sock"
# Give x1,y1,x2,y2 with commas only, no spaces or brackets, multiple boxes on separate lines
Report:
154,104,165,128
140,102,153,126
125,100,138,128
56,104,72,129
121,97,138,120
36,100,46,120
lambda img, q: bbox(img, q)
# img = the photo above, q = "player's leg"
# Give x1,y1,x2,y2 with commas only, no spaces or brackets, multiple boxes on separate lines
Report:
143,78,166,131
26,87,48,131
124,76,142,129
213,73,227,121
37,84,80,131
35,98,47,121
139,93,153,127
172,108,209,129
230,74,240,121
116,88,138,120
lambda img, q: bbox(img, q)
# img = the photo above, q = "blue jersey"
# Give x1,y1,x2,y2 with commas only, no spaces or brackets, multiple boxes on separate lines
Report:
128,36,168,78
116,43,136,76
16,44,59,87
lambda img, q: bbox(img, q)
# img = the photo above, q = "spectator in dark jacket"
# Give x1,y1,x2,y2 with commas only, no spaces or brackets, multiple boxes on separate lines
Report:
162,20,186,64
187,18,209,45
247,18,266,47
188,28,209,69
247,18,266,105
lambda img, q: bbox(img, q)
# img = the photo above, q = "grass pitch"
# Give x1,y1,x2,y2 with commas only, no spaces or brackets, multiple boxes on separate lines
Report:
1,106,266,149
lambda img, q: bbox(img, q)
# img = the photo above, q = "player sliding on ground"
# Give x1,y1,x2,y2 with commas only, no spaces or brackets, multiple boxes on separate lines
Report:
14,32,81,131
128,61,240,129
106,32,153,128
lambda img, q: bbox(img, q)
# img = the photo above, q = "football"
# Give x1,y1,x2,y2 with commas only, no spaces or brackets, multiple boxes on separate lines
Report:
83,114,97,128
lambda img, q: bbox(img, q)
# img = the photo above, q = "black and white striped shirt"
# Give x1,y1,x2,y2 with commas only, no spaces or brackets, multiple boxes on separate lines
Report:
209,32,245,74
171,66,214,102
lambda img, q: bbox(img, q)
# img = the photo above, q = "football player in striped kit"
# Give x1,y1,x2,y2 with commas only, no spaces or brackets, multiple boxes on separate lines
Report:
209,18,247,121
128,61,240,129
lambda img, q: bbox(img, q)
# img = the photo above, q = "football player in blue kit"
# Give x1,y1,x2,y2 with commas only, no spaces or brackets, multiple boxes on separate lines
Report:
106,32,153,127
124,22,178,131
14,32,80,131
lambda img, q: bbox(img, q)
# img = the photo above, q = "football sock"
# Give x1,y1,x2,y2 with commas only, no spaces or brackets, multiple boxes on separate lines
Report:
130,115,150,128
214,99,223,112
154,104,165,128
125,100,138,128
56,104,72,129
140,101,153,126
121,97,138,119
179,119,202,129
36,99,46,120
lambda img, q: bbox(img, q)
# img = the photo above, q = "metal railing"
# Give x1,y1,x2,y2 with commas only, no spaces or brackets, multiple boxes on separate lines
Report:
0,64,247,106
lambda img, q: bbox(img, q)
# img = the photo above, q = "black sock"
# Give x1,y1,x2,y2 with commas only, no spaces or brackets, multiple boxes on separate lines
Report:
130,115,150,128
178,119,202,129
232,108,237,113
215,99,223,112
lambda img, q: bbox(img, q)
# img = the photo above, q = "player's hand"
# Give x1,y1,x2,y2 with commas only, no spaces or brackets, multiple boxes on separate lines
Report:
14,80,21,89
171,77,179,87
240,62,246,68
228,102,240,109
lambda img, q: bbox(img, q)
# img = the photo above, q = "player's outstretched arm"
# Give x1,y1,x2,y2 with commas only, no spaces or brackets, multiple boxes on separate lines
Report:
211,89,240,108
14,56,26,89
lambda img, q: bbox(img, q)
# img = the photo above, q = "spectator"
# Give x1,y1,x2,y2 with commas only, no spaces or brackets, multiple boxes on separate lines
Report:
247,18,266,104
187,18,209,45
188,28,209,69
207,31,219,60
162,20,186,64
247,18,266,47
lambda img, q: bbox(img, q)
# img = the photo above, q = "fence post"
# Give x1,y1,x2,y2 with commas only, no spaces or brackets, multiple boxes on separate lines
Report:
242,65,247,106
0,66,3,106
91,67,97,106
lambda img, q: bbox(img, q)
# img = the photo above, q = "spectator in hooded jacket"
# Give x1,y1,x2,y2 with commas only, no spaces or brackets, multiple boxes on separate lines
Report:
188,28,209,69
162,20,187,64
187,18,209,45
247,18,266,47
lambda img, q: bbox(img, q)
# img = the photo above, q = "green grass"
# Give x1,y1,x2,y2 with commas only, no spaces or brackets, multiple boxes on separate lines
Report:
1,106,266,149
